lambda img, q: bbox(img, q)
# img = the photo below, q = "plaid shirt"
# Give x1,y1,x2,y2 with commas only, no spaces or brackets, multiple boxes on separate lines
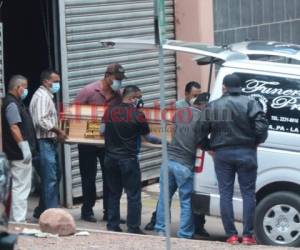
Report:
29,86,58,139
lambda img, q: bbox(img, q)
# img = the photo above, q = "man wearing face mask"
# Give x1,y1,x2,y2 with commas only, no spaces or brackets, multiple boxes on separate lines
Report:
102,85,160,234
74,64,123,223
176,81,202,109
29,69,66,219
145,81,209,237
2,75,37,222
176,81,209,237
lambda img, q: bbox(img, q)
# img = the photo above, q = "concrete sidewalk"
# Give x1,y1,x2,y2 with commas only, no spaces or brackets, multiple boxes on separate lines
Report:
23,184,177,235
9,184,293,249
19,184,234,241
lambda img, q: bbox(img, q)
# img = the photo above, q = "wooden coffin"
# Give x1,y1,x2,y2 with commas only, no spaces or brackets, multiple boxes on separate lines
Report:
60,104,175,147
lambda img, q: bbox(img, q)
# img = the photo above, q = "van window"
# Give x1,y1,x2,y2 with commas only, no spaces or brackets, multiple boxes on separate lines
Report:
236,73,300,134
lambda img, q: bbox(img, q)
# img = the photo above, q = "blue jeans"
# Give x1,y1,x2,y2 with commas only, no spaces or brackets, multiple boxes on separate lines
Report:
214,147,257,237
104,155,141,231
155,160,194,238
34,139,60,217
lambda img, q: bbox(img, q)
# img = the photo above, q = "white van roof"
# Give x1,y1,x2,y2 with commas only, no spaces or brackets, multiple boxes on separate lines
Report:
100,38,300,74
100,38,248,65
229,41,300,61
223,59,300,77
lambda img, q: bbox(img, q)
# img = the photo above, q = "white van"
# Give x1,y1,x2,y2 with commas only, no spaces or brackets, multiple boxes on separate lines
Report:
101,39,300,246
192,41,300,247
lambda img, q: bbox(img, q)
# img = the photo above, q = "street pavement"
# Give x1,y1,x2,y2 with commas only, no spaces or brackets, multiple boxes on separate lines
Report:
13,184,292,250
24,183,240,242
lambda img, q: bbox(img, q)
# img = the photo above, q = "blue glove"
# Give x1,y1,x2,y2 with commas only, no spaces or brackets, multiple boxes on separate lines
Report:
144,134,162,144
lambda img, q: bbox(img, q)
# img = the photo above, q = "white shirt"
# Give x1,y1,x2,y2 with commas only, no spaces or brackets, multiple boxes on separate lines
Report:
29,86,58,139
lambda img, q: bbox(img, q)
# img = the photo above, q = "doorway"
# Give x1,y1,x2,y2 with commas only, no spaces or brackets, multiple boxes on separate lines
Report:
1,0,58,105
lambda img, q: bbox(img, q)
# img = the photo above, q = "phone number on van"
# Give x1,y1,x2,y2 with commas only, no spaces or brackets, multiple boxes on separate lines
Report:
271,116,299,124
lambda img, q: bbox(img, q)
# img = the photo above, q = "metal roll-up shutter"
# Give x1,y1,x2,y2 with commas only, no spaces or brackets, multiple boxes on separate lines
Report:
0,23,4,98
59,0,176,205
0,23,5,152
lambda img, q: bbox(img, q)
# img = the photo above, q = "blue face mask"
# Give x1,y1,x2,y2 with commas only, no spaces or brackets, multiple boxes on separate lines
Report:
111,80,122,91
21,88,28,100
51,82,60,94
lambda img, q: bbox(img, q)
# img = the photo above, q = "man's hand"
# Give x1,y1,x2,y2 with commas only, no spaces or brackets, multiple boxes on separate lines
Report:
57,130,67,143
18,141,32,164
143,134,161,144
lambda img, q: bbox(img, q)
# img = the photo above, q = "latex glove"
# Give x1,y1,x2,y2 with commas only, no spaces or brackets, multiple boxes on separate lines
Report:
143,134,162,144
18,141,32,164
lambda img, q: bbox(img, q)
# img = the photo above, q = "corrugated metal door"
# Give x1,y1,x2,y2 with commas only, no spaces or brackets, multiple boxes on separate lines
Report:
0,23,4,152
58,0,176,206
0,23,4,98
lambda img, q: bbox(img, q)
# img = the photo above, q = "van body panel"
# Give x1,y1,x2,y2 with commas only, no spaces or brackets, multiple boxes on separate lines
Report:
193,60,300,227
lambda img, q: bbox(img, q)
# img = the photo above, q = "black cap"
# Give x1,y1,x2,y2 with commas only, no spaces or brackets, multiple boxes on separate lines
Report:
223,74,241,92
194,92,210,105
106,63,126,80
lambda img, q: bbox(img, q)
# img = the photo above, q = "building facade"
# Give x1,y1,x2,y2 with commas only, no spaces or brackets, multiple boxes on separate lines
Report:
0,0,299,206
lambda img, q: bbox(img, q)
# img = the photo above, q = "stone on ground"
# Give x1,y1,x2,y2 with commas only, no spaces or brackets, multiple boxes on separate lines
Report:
39,208,76,236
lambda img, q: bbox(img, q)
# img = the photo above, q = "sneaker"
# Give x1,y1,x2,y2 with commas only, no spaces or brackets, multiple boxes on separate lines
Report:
144,221,155,231
107,226,123,232
128,228,146,235
242,235,256,245
81,215,97,223
194,227,210,237
226,235,239,245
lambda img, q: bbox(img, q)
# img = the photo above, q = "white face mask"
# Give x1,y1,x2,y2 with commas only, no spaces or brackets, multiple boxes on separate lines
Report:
111,80,122,91
190,97,197,105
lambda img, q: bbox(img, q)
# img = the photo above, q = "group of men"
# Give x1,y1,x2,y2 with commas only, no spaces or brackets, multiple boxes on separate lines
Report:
75,68,211,235
2,70,65,222
2,63,269,244
152,74,268,245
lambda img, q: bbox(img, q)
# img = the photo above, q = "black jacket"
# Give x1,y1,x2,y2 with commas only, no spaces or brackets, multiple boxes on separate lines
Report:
201,91,268,150
2,94,37,160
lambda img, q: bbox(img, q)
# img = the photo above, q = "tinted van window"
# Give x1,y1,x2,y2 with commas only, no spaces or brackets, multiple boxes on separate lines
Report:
236,73,300,134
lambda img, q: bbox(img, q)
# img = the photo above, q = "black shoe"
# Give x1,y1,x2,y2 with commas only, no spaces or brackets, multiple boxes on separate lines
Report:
81,215,97,223
103,215,126,224
107,226,123,232
128,228,146,235
194,227,210,237
144,221,155,231
103,214,108,221
30,216,39,224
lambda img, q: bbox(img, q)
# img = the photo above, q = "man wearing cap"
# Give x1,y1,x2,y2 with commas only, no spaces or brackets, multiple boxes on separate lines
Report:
200,74,268,245
74,63,125,222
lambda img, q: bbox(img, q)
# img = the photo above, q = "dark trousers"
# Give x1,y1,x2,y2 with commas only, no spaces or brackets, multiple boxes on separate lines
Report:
214,147,257,237
78,144,108,217
194,213,206,231
105,155,142,231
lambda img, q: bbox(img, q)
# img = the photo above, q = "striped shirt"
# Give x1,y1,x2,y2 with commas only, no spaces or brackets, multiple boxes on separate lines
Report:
29,86,58,139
